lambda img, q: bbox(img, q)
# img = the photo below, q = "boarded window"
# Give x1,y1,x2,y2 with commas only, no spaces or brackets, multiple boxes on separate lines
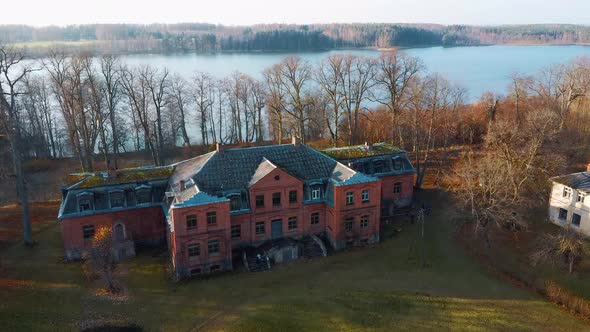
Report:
82,225,95,239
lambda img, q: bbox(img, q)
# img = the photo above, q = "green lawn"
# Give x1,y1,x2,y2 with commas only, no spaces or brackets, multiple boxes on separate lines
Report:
1,190,588,331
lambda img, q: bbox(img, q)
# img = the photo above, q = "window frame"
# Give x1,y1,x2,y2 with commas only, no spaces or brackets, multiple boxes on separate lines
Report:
563,187,573,198
255,195,265,208
77,192,94,212
311,212,320,226
558,208,568,220
109,190,125,209
393,182,402,194
231,224,241,240
208,239,220,255
186,214,198,230
288,216,298,230
255,221,266,235
188,243,200,258
229,194,241,211
272,192,281,207
311,187,321,200
361,189,369,203
135,185,152,205
360,215,369,230
344,217,354,233
578,192,586,203
572,213,582,227
346,192,354,205
289,190,297,204
206,211,217,226
82,225,95,239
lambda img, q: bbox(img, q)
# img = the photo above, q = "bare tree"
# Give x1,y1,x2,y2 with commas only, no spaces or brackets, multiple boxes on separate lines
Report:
263,65,287,143
192,71,215,145
374,51,423,146
276,57,313,143
0,46,34,246
169,74,191,147
119,65,160,165
316,55,346,146
143,66,169,165
339,55,376,145
100,55,122,169
532,226,590,274
45,52,100,171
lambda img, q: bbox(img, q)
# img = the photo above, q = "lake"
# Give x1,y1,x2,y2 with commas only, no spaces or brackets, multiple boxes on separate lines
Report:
119,45,590,101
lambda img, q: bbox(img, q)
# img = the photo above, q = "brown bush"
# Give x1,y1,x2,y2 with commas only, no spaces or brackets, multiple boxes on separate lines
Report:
545,280,590,319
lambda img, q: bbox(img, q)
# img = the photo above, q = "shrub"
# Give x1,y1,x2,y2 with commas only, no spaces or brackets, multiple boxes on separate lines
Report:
545,280,590,318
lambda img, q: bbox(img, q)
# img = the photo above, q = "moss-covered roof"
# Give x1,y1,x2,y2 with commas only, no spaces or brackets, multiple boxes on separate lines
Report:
65,166,175,189
322,143,401,160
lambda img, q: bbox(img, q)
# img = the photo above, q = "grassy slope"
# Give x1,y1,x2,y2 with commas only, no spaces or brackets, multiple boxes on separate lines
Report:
1,190,588,331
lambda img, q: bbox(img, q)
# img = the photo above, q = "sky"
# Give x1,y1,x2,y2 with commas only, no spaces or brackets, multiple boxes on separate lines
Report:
4,0,590,26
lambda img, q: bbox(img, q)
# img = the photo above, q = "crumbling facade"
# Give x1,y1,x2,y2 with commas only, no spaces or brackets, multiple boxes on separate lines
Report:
58,141,416,278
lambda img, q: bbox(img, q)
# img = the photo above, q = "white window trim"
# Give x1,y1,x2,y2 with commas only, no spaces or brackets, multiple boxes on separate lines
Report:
362,190,370,202
311,188,321,200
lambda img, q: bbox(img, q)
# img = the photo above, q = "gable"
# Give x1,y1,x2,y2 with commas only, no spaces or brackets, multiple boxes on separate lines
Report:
248,165,302,191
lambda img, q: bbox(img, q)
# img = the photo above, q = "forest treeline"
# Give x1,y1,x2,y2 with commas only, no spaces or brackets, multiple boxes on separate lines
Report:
2,23,590,56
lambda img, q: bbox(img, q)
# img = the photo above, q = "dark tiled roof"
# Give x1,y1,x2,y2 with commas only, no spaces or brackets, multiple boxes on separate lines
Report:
194,144,340,194
552,172,590,192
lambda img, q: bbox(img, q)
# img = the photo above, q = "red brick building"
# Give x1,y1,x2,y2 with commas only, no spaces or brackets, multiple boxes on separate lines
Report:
58,141,415,279
57,167,172,260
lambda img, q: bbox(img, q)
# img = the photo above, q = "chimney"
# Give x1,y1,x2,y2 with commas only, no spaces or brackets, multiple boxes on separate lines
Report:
216,143,224,156
587,164,590,173
292,136,301,147
365,141,373,152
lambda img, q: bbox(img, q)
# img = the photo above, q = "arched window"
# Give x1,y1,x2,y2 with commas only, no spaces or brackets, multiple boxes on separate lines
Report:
114,223,126,241
77,192,94,212
136,185,152,205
